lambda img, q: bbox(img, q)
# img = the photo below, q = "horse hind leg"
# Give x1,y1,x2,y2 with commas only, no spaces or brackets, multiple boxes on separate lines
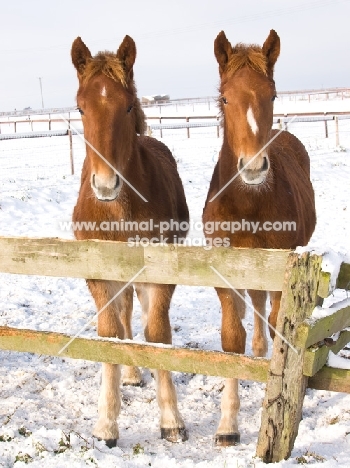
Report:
215,379,240,446
268,291,282,339
248,289,268,357
119,285,143,386
140,283,187,442
86,279,127,447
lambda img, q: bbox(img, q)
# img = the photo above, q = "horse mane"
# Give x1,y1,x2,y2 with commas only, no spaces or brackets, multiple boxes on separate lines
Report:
81,51,146,135
226,43,267,77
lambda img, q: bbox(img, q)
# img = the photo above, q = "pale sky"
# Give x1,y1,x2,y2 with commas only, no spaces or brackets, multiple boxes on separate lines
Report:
1,0,349,112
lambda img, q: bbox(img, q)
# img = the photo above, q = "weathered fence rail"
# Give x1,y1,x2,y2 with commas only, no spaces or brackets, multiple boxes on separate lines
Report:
0,236,289,290
0,235,350,463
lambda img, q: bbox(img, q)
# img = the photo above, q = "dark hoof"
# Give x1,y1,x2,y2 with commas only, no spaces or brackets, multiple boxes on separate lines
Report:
122,381,144,387
102,438,117,448
214,433,240,446
161,427,188,443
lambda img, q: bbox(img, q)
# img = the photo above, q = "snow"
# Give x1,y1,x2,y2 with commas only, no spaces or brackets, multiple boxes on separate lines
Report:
328,351,350,370
311,298,350,321
0,99,350,467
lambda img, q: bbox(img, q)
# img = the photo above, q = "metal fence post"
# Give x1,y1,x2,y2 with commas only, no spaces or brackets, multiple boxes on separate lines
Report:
68,128,74,175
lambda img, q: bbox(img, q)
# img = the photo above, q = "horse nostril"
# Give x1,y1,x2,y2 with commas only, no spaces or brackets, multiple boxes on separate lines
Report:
262,156,269,171
238,158,244,171
92,174,96,188
114,175,120,189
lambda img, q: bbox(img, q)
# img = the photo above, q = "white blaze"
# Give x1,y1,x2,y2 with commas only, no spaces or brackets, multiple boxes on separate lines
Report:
101,86,107,97
247,106,258,135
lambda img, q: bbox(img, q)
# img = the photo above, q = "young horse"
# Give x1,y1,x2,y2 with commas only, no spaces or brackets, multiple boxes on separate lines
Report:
202,30,316,446
71,35,189,446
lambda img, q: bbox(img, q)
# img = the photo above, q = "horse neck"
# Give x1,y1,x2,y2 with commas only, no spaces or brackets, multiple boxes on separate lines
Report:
219,133,239,186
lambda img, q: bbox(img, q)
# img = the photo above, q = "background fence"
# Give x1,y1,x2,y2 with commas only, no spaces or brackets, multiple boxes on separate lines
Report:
0,113,349,192
1,87,349,117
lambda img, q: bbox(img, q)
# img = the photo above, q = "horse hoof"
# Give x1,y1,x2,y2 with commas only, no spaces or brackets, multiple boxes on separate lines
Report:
104,438,118,448
122,380,144,387
122,366,143,386
214,433,240,446
95,437,118,448
161,427,188,443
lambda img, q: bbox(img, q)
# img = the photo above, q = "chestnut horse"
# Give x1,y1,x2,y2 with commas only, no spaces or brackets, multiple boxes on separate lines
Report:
202,30,316,446
71,36,189,446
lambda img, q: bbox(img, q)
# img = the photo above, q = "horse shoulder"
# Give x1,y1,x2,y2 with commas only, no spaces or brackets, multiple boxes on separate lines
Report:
271,130,311,178
136,135,189,222
138,135,177,169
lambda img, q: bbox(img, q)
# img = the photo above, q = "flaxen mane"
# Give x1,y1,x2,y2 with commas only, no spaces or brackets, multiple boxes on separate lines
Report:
81,51,146,135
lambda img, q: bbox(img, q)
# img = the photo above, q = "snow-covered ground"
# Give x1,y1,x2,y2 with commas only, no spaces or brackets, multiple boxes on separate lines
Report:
0,101,350,467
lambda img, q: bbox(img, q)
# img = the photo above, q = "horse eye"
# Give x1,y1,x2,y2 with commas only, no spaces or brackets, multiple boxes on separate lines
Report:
77,107,84,115
271,95,277,102
222,96,228,105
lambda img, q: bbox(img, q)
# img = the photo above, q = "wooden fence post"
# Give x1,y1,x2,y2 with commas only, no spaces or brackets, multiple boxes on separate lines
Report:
324,120,328,138
159,117,163,138
256,251,322,463
186,117,190,138
335,116,339,146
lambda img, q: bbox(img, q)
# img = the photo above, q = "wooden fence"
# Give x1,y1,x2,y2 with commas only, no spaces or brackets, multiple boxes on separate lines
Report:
1,112,349,142
0,236,350,463
1,87,349,118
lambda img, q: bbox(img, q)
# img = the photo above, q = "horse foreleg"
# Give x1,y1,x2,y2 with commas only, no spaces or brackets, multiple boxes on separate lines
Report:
248,289,268,357
119,285,142,386
94,363,121,447
268,290,282,339
142,283,187,442
215,287,246,445
87,279,126,447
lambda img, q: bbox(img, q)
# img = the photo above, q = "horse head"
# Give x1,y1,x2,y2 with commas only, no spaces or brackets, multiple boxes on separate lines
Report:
215,30,280,186
71,35,145,201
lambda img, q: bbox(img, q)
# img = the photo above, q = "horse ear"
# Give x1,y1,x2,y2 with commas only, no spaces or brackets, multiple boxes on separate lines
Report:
71,37,92,76
214,31,233,74
116,35,136,74
262,30,280,77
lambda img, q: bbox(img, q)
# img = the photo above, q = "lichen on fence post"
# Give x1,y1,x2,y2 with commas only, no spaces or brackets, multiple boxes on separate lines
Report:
256,251,322,463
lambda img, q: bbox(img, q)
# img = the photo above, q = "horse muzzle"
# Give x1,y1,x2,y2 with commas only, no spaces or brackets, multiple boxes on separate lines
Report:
91,173,123,201
238,151,270,185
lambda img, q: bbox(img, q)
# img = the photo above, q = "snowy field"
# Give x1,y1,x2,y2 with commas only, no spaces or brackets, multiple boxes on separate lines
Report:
0,101,350,467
